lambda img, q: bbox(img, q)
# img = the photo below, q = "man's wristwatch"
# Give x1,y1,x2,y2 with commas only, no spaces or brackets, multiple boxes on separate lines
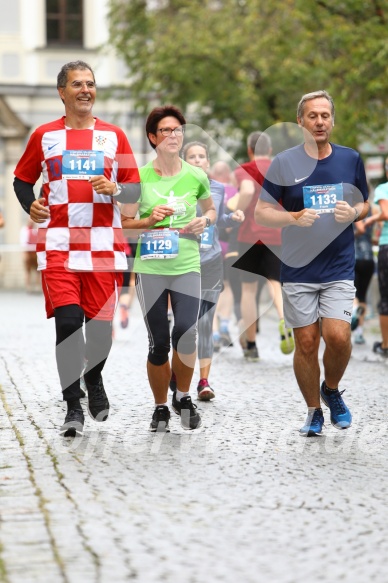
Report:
204,216,211,228
353,207,360,222
112,182,122,197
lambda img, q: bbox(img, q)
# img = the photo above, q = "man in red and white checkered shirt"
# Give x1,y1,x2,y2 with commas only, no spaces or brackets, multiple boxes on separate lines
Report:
14,60,141,438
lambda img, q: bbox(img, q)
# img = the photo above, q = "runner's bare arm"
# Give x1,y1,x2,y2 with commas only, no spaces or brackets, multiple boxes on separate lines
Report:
255,198,319,228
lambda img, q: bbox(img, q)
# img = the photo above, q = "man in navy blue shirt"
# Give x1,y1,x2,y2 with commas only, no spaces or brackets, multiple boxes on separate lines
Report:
255,90,369,436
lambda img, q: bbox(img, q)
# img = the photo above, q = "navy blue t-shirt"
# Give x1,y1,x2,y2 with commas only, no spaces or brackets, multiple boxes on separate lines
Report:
261,143,368,283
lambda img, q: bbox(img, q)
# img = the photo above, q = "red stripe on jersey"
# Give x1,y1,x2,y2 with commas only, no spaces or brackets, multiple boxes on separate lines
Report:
46,250,69,268
113,228,126,250
65,128,93,150
68,180,94,203
49,204,69,228
36,228,47,252
69,228,91,250
91,253,116,272
93,203,114,227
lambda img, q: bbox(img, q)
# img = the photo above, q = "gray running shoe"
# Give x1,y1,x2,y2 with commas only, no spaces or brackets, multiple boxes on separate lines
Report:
172,393,202,430
243,345,259,361
149,406,170,432
60,408,84,438
220,330,233,347
373,341,388,357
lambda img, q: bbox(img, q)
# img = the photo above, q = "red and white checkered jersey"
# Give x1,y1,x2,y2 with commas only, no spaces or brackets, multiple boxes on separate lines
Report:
14,117,140,271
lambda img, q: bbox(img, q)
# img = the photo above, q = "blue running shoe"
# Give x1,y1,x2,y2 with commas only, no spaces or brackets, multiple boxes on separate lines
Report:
320,382,352,429
299,408,324,436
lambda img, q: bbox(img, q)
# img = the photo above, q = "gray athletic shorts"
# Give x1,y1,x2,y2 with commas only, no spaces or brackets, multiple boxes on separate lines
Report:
281,280,356,328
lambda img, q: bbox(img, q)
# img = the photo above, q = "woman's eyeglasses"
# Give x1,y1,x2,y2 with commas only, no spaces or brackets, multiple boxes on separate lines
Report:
156,127,184,137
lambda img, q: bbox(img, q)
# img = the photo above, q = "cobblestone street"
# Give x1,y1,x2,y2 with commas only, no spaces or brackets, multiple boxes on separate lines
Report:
1,290,388,583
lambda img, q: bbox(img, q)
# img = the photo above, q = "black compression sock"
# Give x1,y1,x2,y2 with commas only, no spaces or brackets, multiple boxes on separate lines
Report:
323,382,338,394
67,399,82,412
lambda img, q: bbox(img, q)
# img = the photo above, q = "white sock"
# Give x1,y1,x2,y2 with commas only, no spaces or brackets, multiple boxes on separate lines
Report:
175,389,188,402
155,402,168,407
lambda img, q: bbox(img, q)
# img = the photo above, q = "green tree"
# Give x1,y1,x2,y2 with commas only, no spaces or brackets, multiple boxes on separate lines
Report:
108,0,388,155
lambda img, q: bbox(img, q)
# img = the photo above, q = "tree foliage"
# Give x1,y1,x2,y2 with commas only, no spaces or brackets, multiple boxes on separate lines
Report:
107,0,388,155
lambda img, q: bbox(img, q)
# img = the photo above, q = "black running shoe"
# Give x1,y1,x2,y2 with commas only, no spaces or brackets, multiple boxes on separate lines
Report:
149,405,171,432
85,376,110,422
172,393,202,430
60,408,84,437
373,341,388,357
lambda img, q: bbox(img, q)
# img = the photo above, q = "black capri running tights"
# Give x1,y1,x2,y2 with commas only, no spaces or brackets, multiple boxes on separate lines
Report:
136,272,201,366
354,259,375,303
54,304,113,401
198,255,223,360
378,245,388,316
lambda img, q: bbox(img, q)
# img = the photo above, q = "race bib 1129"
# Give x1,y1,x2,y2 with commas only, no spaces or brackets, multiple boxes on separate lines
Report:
140,229,179,260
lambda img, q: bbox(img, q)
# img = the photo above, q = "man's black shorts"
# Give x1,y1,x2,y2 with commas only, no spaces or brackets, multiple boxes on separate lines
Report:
232,243,281,283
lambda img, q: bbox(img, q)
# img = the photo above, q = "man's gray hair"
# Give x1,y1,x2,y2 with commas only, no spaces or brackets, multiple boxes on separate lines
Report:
247,131,271,156
297,90,335,121
57,60,95,89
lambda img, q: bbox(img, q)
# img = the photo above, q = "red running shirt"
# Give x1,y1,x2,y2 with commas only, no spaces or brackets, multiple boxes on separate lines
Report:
234,158,281,246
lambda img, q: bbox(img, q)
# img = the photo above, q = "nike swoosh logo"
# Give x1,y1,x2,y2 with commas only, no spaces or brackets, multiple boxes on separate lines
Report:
294,176,308,183
48,142,60,151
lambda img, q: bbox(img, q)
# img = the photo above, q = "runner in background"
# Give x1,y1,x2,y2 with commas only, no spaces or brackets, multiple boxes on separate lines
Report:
351,182,378,344
233,131,294,361
19,218,40,293
117,237,137,329
210,160,240,350
180,142,244,400
367,158,388,357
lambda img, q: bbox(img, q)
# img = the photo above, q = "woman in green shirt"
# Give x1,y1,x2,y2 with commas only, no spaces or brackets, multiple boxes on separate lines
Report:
122,105,216,432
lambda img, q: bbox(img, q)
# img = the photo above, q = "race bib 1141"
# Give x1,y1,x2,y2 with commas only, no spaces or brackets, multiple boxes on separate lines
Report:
303,183,344,214
62,150,104,180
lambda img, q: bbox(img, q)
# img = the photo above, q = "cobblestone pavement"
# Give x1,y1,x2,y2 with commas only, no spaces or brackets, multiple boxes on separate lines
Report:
1,290,388,583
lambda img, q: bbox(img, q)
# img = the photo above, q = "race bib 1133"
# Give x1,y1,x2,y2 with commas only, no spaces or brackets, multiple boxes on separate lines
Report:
303,183,343,214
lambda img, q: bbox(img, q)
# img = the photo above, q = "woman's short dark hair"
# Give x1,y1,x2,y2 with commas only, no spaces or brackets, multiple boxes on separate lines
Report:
145,105,186,150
